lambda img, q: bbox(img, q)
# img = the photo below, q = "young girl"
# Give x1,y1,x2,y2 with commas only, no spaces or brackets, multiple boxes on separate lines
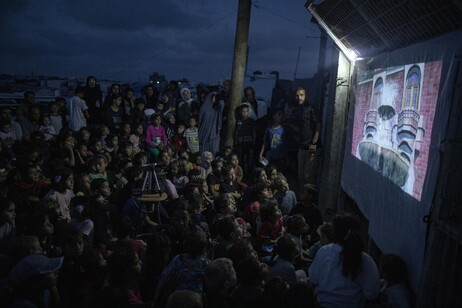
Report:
15,165,50,204
105,133,119,160
145,113,168,161
74,142,90,170
88,137,104,157
74,173,92,197
77,127,91,145
256,198,283,257
273,174,297,216
38,115,56,141
243,182,270,230
173,123,187,152
44,168,75,222
104,94,125,132
0,197,16,252
98,124,110,148
129,124,144,154
168,160,189,193
119,122,131,142
164,113,177,143
219,164,242,202
228,153,247,190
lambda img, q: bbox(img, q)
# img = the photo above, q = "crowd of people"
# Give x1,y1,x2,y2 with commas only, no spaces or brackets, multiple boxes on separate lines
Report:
0,76,415,307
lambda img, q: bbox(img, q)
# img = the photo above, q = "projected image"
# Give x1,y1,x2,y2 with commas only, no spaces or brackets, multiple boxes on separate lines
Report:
351,62,442,200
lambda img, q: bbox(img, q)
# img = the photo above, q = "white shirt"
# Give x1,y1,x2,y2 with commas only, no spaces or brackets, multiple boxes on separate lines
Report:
242,98,269,120
309,243,380,308
67,96,88,131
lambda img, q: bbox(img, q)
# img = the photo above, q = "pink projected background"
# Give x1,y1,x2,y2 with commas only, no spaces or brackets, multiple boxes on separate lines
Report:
351,61,442,200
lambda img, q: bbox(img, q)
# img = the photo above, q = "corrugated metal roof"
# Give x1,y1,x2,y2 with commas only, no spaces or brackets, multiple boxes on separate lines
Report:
306,0,462,57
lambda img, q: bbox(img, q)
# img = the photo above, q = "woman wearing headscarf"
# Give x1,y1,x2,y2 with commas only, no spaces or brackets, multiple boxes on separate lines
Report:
198,92,224,155
177,88,199,125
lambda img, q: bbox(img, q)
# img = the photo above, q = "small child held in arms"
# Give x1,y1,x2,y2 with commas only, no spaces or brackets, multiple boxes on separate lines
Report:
39,115,57,141
146,113,168,161
184,115,199,154
129,124,145,154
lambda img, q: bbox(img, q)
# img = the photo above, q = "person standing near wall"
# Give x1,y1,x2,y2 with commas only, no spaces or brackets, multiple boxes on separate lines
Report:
295,88,321,190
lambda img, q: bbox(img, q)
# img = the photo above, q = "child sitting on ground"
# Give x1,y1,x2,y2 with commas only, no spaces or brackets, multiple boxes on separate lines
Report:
272,174,297,217
256,198,283,257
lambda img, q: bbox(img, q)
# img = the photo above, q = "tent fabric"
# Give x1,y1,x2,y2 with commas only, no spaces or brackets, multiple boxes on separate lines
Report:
341,29,462,288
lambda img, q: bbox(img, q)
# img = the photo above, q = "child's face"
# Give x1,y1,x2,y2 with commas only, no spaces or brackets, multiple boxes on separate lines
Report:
40,216,54,235
213,161,223,174
92,141,103,153
95,158,107,174
188,118,197,128
65,175,74,190
80,175,91,190
136,125,143,135
114,97,122,106
224,147,232,157
230,155,239,167
122,124,131,135
81,130,90,141
261,187,271,198
1,124,10,134
153,116,162,126
109,137,118,147
43,117,51,126
273,110,284,123
177,125,185,134
170,165,179,175
26,168,40,183
258,171,268,183
200,181,209,195
2,203,16,223
240,107,249,119
78,145,88,157
225,168,236,182
269,169,278,182
272,206,282,220
123,145,133,157
50,104,59,114
98,181,111,197
280,180,289,193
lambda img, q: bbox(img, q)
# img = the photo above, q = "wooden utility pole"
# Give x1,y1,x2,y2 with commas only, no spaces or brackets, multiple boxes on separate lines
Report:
224,0,252,147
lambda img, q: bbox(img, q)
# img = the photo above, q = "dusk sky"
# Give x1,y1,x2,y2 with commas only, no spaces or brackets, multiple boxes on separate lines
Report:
0,0,322,84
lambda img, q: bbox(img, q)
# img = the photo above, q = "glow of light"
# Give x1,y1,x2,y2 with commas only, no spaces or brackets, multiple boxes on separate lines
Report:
307,4,358,62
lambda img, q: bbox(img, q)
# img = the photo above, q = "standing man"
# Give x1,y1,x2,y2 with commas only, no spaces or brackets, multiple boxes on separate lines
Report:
295,87,321,189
